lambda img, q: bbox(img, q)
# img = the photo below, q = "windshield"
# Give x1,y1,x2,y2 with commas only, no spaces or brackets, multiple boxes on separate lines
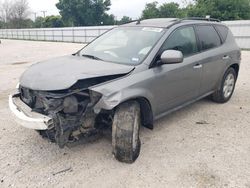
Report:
79,27,165,65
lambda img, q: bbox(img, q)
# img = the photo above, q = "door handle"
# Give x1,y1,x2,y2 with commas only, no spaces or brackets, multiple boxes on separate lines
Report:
193,64,202,69
222,55,230,60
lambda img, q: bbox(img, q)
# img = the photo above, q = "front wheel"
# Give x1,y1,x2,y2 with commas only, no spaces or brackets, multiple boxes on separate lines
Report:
212,68,237,103
112,101,141,163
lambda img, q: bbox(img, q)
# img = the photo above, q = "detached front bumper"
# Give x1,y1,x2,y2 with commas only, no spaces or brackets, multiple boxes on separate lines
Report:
9,93,52,130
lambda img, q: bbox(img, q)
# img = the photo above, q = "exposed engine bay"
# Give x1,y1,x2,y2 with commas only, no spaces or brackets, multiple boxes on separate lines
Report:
18,76,123,148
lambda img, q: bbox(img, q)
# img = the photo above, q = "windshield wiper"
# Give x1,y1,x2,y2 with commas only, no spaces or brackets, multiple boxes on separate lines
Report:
82,54,103,61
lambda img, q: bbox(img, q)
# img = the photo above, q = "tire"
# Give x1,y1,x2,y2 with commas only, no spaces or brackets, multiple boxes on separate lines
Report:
112,101,141,163
212,68,237,103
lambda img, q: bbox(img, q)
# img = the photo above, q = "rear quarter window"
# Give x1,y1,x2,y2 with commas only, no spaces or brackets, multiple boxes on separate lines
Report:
196,25,222,51
215,25,229,43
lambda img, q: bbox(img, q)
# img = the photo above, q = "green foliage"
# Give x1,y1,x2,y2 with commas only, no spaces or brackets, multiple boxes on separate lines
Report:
33,17,44,28
43,16,64,27
141,0,250,21
102,13,115,25
142,2,160,19
187,0,250,20
22,19,33,28
8,18,33,28
159,3,186,18
117,16,132,25
33,16,65,28
56,0,112,26
142,2,187,19
0,21,5,28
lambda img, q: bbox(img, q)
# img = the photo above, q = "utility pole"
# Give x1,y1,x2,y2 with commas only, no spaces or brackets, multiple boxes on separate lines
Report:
41,11,47,18
115,16,117,25
33,12,37,20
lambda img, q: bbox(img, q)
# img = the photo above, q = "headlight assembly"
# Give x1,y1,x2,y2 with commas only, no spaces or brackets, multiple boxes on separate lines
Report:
16,83,20,89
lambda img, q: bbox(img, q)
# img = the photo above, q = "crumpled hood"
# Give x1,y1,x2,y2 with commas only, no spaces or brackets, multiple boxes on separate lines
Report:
20,55,134,91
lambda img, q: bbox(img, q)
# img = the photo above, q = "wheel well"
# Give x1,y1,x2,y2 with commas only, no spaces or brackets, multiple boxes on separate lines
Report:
114,98,154,130
136,97,154,130
230,64,239,78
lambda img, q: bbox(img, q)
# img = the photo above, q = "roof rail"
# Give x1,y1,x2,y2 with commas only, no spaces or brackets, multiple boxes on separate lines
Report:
121,18,179,26
182,17,221,22
166,19,182,28
118,19,140,26
165,17,220,29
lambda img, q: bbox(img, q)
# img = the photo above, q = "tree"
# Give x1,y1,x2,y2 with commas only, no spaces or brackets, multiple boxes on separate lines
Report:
0,20,5,28
141,2,186,19
117,16,132,25
32,15,65,28
56,0,112,26
0,2,3,27
9,0,30,28
159,3,186,18
187,0,250,20
102,13,115,25
0,0,13,23
0,0,30,28
11,0,29,20
33,16,44,28
43,15,64,27
141,0,250,21
142,1,160,19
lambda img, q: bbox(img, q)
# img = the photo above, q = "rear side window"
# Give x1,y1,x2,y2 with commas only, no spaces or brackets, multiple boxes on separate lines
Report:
161,26,198,57
196,25,221,51
215,25,229,43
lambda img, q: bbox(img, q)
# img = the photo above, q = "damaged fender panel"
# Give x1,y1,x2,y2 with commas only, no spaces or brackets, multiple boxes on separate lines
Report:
90,68,156,116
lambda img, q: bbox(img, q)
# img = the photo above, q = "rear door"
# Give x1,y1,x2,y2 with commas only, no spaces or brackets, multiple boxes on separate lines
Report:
194,25,226,95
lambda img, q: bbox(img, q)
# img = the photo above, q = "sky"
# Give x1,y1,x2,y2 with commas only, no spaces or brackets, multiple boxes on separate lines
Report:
28,0,187,20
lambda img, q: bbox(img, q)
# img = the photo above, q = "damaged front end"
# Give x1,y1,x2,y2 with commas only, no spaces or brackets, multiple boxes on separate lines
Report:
9,54,135,148
10,78,117,148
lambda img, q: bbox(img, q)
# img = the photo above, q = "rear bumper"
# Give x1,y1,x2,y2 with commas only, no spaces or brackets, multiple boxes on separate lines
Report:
9,93,52,130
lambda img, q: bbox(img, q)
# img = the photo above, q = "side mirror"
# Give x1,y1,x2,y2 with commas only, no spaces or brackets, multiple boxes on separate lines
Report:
160,50,183,65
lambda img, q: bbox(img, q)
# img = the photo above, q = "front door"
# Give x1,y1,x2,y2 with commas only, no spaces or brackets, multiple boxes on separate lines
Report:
151,26,203,116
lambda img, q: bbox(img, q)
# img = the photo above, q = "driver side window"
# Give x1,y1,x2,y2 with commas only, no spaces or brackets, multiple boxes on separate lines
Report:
161,26,198,57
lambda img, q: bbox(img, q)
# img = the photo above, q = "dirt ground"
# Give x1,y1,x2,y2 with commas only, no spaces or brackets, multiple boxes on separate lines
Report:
0,39,250,188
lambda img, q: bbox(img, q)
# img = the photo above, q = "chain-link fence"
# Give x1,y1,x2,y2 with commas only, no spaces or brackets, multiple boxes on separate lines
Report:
0,26,115,43
224,20,250,49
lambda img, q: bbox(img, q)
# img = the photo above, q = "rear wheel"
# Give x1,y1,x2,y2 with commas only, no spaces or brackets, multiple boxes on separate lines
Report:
212,68,237,103
112,101,141,163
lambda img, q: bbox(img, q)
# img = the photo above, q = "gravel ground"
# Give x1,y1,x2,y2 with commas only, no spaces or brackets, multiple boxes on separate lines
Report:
0,39,250,188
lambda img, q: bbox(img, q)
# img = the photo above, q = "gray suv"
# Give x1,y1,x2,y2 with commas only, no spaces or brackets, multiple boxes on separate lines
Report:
9,18,241,163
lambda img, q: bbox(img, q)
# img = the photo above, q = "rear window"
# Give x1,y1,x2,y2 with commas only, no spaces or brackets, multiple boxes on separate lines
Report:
215,25,229,43
196,25,221,51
